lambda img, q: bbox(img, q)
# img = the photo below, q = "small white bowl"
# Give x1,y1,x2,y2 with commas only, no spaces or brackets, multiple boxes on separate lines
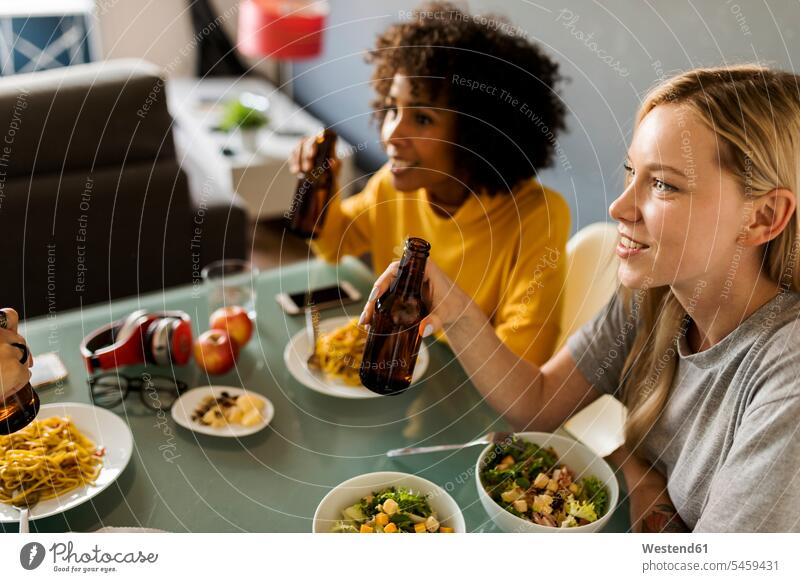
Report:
475,432,619,533
313,471,466,533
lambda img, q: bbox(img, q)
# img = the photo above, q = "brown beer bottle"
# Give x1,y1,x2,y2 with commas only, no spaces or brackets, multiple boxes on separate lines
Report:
287,128,337,238
0,316,39,435
0,384,39,435
360,237,430,395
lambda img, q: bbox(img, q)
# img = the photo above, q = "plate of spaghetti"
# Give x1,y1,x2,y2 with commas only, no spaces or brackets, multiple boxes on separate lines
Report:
0,402,133,523
283,316,429,399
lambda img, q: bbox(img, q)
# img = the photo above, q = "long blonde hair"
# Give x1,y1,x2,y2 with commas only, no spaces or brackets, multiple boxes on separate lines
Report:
622,65,800,447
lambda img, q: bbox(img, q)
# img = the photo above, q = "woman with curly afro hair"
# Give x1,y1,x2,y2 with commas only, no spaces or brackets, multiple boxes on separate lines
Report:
290,2,570,364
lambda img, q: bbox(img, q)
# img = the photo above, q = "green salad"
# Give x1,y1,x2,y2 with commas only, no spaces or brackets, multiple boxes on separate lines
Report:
330,486,454,533
480,439,609,528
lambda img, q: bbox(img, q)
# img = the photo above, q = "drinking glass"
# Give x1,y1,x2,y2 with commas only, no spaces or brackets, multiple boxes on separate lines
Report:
201,259,259,319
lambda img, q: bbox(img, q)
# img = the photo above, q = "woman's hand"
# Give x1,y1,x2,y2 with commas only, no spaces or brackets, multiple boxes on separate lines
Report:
288,135,341,178
0,308,33,400
359,259,600,434
606,444,688,532
358,258,477,337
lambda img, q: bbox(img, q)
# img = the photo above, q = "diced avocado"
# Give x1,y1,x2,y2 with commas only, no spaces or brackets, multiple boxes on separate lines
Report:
330,521,359,533
342,503,366,523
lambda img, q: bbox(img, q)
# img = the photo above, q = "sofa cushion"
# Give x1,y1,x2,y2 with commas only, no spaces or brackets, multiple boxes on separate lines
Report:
0,59,175,179
1,159,195,319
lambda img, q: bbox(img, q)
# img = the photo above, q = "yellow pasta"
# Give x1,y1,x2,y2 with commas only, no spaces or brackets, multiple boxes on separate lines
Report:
0,416,103,506
315,319,367,386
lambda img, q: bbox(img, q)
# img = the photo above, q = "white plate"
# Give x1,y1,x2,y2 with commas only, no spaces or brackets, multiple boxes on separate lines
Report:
283,315,429,399
0,402,133,523
171,386,274,437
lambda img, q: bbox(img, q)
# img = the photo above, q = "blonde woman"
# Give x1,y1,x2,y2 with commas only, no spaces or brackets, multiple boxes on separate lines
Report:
361,65,800,532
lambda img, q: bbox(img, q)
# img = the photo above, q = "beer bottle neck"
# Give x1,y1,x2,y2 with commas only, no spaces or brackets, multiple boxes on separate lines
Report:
391,237,430,297
309,130,337,177
394,253,427,297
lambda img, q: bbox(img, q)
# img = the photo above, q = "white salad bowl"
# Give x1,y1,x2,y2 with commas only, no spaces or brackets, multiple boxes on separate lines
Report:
313,471,466,533
475,432,619,533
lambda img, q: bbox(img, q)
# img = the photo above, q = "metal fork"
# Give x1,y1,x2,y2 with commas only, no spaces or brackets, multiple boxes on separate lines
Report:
305,303,321,370
386,431,520,457
12,486,41,534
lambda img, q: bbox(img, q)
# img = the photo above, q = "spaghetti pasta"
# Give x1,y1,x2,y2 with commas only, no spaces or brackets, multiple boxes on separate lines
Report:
315,319,367,386
0,416,104,506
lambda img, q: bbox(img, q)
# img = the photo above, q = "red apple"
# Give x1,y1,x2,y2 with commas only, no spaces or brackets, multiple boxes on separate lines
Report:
209,305,253,348
194,329,239,375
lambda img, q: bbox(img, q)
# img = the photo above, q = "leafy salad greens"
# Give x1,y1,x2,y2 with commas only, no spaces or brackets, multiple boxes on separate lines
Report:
330,486,454,533
481,439,610,528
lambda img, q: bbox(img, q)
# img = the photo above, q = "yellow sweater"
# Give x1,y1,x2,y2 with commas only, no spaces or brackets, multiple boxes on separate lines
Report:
312,164,570,365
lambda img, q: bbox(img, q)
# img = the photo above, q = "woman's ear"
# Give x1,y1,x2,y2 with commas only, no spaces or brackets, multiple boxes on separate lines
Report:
741,188,796,246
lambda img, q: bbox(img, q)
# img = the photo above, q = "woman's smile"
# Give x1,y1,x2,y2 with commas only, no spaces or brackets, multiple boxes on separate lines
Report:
616,232,651,259
388,156,420,176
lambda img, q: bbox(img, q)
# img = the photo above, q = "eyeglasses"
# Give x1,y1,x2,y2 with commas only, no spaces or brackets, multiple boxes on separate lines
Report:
89,372,188,411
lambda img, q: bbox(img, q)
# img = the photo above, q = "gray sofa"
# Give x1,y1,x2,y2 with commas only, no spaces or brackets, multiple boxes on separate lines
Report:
0,59,248,319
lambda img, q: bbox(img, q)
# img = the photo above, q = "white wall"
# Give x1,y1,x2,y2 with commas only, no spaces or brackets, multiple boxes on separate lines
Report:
291,0,800,231
95,0,274,79
96,0,196,76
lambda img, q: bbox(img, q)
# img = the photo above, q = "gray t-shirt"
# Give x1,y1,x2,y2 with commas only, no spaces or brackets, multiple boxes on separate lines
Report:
568,290,800,532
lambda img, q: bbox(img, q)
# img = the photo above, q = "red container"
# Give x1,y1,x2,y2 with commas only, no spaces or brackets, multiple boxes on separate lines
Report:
238,0,327,60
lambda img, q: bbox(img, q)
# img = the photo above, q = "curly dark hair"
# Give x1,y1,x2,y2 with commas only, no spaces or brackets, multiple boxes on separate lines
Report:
367,2,567,195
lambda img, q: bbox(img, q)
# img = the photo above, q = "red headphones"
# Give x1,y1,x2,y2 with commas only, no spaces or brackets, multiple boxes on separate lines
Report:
80,310,193,373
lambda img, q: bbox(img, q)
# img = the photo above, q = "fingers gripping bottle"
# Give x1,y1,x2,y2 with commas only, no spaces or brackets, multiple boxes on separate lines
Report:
287,129,337,238
0,315,39,435
360,237,430,395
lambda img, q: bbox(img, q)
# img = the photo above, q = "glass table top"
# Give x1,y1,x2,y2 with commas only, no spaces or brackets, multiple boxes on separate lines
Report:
7,257,629,532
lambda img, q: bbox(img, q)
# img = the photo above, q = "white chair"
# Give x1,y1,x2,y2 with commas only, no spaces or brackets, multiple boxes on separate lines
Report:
556,222,627,457
555,222,620,349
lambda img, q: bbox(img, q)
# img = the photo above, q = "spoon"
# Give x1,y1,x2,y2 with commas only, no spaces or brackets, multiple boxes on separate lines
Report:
12,487,41,533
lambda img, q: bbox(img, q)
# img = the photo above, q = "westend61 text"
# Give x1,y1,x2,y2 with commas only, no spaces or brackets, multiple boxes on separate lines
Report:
642,543,708,554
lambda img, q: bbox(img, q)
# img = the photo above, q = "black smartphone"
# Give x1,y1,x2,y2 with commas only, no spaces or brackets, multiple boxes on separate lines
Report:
275,282,362,315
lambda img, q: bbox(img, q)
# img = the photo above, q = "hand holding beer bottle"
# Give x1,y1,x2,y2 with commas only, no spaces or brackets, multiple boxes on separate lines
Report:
359,251,475,346
359,238,433,395
0,308,39,435
287,129,339,238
